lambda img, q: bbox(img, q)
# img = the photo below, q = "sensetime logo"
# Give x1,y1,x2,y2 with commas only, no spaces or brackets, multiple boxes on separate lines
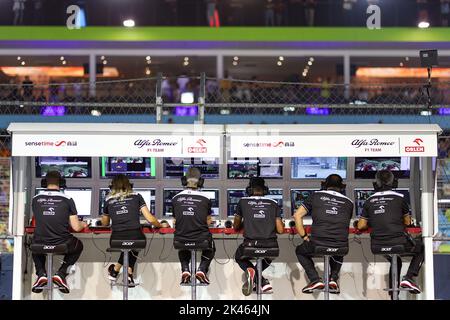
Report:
405,138,425,153
187,138,208,154
243,141,295,148
25,140,77,147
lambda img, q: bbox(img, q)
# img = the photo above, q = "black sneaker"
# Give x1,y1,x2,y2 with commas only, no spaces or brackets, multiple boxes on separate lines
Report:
195,270,210,285
260,278,273,294
127,274,136,288
31,274,48,293
180,271,191,284
329,279,340,294
242,268,255,296
108,264,119,281
400,277,421,294
302,279,325,294
52,272,70,294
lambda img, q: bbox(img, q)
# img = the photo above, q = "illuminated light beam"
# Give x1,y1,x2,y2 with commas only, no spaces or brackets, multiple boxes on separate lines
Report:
356,67,450,78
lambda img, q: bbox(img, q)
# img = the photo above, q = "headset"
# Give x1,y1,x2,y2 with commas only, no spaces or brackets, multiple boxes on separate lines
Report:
373,170,398,191
320,174,346,193
41,174,66,189
246,177,269,196
181,174,205,189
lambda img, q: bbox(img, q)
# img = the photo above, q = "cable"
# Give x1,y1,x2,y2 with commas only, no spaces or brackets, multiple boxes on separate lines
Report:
213,233,231,265
158,236,174,261
90,234,110,267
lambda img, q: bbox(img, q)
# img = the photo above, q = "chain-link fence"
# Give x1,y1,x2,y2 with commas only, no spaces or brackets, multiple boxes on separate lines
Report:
0,74,449,120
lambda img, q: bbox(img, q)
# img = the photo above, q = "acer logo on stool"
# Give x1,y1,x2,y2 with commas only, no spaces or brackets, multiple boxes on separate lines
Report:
326,248,339,252
121,242,134,246
43,245,56,250
381,247,392,252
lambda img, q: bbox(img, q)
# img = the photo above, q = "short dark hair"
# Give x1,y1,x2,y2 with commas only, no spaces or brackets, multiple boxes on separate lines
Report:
324,174,344,189
45,170,61,186
376,170,395,188
110,174,133,193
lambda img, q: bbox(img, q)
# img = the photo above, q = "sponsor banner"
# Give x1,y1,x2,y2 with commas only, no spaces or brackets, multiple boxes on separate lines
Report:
12,134,222,157
230,134,437,157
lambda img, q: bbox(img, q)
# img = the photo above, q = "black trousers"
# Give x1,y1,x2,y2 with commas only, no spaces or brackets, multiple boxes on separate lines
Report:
110,228,145,271
32,237,83,277
234,239,278,280
379,236,424,286
178,237,216,273
295,240,345,282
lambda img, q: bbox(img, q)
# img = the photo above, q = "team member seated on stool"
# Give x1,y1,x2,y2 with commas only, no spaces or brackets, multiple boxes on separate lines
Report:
294,174,353,294
31,171,87,294
102,174,162,286
233,177,284,296
172,167,216,285
355,170,424,294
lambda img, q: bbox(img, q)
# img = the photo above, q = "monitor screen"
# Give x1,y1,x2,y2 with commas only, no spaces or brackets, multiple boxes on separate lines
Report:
163,188,219,216
164,158,220,179
100,157,156,178
99,188,156,215
227,158,283,179
227,189,284,217
291,157,347,179
35,157,91,178
290,189,318,215
354,157,410,179
36,188,92,216
354,188,411,217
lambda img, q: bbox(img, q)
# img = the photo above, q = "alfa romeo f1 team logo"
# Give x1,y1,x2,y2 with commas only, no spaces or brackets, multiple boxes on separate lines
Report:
405,138,425,152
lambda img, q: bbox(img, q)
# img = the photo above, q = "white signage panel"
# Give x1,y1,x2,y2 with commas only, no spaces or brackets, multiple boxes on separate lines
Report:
230,134,437,157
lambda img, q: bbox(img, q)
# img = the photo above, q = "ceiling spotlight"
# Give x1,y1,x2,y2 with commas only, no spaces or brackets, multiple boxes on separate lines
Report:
60,56,65,61
21,61,25,65
418,21,430,29
308,61,313,66
100,55,105,60
103,60,108,65
183,61,189,66
146,56,151,61
146,60,151,64
62,60,67,65
123,19,135,27
184,57,189,61
399,62,404,67
91,109,102,117
232,61,238,66
277,61,282,66
302,72,307,77
405,57,410,61
279,56,284,61
145,68,151,75
309,57,314,62
233,56,239,61
17,56,21,60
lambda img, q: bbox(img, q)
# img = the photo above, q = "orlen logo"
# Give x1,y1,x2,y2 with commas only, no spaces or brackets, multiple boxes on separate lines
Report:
43,245,56,250
122,241,134,246
187,138,207,153
405,138,425,153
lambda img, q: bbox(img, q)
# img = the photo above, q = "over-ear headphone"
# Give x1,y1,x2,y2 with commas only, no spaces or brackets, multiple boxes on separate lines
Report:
373,170,398,191
41,176,66,189
181,175,205,188
246,177,269,196
321,174,346,192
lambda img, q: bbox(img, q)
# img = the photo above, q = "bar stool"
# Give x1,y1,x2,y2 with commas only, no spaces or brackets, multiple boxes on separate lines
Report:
30,243,68,300
173,239,212,300
106,239,146,300
241,246,280,300
313,246,349,300
371,244,411,300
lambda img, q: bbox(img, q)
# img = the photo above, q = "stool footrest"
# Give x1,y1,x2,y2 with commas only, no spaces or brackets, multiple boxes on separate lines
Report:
383,288,414,292
180,283,209,287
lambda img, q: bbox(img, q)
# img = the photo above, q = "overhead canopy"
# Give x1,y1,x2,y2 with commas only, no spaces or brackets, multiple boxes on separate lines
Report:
7,123,441,158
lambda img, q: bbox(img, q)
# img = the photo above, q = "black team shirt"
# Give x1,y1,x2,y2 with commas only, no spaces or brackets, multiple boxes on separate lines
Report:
302,190,353,247
172,189,212,241
103,193,146,232
32,190,78,245
235,196,281,241
361,190,411,245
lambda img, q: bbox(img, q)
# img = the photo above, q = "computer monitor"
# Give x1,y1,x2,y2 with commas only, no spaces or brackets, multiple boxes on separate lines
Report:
291,157,347,179
227,158,283,179
162,188,219,217
35,157,91,178
36,187,92,217
354,188,411,217
354,157,410,179
164,158,220,179
100,157,156,179
99,188,156,215
290,189,318,216
227,188,284,217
